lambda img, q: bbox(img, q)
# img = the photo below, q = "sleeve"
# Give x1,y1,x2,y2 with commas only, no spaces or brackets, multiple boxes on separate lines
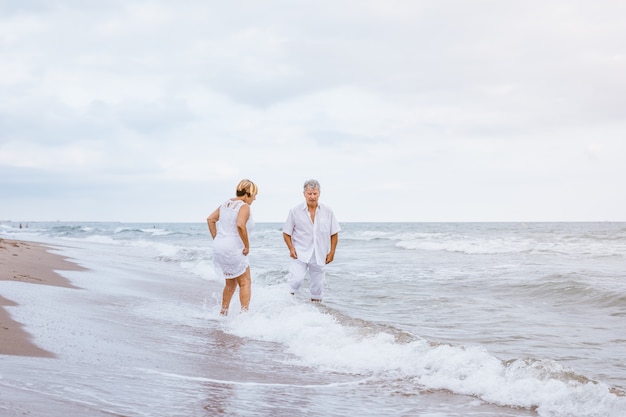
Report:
283,208,295,235
330,211,341,235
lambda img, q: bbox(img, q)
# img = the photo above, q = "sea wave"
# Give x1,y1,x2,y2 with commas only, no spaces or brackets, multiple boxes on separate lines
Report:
222,290,625,417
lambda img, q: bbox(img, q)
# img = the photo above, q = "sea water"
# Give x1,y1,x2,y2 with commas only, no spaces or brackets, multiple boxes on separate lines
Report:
0,221,625,416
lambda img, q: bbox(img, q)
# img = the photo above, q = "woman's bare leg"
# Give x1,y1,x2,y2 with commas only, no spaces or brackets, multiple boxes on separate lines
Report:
237,267,251,312
221,279,238,315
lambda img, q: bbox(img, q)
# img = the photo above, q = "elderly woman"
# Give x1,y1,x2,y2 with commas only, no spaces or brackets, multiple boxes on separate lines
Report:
207,179,258,315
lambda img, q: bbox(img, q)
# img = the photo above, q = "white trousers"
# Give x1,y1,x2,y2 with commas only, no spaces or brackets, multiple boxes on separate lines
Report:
287,256,326,300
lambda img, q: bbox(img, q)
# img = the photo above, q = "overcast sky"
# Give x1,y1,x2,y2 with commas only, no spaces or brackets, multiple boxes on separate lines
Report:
1,1,625,223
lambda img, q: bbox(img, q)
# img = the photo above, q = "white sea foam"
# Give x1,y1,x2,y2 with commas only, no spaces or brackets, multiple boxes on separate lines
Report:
221,283,626,417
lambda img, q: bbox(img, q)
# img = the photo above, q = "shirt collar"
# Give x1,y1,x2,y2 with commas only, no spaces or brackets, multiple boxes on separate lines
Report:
300,202,322,211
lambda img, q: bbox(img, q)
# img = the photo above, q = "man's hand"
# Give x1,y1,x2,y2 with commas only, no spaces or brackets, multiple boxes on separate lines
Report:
325,252,335,264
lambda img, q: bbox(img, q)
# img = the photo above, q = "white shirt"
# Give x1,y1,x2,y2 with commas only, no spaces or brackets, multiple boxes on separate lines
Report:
283,202,341,265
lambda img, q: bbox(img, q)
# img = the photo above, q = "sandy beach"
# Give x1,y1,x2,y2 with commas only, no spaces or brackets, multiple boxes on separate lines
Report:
0,238,83,357
0,234,234,416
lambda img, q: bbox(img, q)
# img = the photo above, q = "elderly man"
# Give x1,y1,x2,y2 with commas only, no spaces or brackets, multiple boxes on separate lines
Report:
283,179,341,302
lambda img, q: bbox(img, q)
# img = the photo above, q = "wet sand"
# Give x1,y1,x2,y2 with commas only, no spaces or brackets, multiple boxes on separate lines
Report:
0,236,238,416
0,238,84,357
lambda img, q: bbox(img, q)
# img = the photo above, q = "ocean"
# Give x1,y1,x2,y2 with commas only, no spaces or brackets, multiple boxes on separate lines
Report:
1,221,625,417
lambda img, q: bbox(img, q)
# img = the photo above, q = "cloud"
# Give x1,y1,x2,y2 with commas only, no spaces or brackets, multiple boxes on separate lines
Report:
1,1,626,222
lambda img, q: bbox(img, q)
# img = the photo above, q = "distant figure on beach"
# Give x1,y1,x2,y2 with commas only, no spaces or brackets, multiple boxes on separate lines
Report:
283,179,340,302
207,179,258,315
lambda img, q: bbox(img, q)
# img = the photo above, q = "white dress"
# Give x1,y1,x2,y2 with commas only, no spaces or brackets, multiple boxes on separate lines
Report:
213,199,254,279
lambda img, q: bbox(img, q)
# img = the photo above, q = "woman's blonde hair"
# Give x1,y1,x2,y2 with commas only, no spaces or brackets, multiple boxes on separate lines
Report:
236,179,258,197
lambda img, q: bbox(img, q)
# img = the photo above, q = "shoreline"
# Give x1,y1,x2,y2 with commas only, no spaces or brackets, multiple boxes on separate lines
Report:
0,238,85,357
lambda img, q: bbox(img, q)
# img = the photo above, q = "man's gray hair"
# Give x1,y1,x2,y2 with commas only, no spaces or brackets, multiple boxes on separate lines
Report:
303,179,321,191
